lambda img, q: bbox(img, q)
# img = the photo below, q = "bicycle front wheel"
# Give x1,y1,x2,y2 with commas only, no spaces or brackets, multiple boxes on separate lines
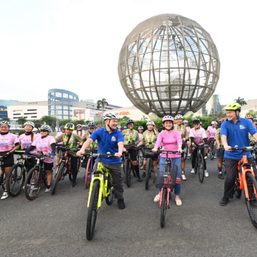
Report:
86,180,100,240
105,177,114,206
8,163,25,197
51,162,66,195
24,168,40,201
197,154,205,183
160,188,167,228
84,158,92,189
245,172,257,229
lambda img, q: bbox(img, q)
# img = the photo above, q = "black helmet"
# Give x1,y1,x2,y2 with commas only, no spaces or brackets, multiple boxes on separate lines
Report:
192,119,201,124
126,119,134,125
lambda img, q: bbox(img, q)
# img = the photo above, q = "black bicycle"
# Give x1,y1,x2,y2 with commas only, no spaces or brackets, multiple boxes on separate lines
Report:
24,153,49,201
0,153,10,195
193,144,207,183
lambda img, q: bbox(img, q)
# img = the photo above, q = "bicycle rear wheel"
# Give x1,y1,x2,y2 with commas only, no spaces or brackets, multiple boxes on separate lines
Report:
145,158,152,190
198,154,205,183
24,168,40,201
51,162,65,195
245,172,257,229
160,188,167,228
86,180,100,240
8,163,25,197
124,158,132,187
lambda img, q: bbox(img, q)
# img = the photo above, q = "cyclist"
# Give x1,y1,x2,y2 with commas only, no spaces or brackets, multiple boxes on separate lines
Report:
215,119,225,179
25,125,56,193
138,126,144,142
183,119,191,159
77,113,126,209
18,121,38,172
123,119,142,182
219,102,257,206
0,121,20,200
207,121,217,158
174,114,189,181
55,123,82,187
74,124,85,138
189,119,209,177
152,115,183,206
138,121,158,179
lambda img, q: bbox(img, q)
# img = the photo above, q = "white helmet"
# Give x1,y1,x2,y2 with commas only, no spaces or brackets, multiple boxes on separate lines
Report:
162,115,174,123
211,121,217,125
174,114,183,120
146,121,155,126
39,124,52,133
24,121,35,128
103,113,118,121
0,120,10,127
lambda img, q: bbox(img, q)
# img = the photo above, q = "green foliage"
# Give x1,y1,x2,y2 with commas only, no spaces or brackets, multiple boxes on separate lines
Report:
16,117,27,126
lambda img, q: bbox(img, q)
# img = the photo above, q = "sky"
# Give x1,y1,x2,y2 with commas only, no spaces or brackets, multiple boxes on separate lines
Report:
0,0,256,107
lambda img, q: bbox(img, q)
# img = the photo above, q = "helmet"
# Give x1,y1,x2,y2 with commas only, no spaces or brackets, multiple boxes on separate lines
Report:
146,121,155,126
193,119,201,124
138,126,144,130
183,119,189,124
162,115,174,123
174,114,183,120
103,113,118,121
76,124,82,128
88,121,96,129
0,120,10,127
211,121,217,125
23,121,35,128
126,119,134,125
64,123,75,130
40,124,52,133
224,102,241,111
59,125,64,130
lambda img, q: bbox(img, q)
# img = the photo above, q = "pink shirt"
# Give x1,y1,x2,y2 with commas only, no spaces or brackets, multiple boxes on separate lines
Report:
32,135,55,163
0,133,19,152
189,127,207,145
154,130,182,158
207,126,216,139
19,133,39,149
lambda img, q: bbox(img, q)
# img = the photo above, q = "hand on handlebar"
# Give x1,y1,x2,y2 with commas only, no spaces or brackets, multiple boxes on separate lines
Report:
224,145,232,151
76,149,85,157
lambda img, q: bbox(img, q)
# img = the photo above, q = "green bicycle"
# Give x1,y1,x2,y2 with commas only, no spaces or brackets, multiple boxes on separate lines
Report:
86,153,115,241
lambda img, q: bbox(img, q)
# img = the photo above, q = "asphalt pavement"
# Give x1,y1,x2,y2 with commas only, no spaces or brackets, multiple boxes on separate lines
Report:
1,159,257,257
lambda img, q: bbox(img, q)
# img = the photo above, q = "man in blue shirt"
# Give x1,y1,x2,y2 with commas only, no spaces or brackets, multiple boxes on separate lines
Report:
220,102,257,206
77,113,125,209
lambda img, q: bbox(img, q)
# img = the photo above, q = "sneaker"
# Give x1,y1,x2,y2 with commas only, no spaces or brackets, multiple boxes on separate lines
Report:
218,172,224,179
1,191,8,200
181,172,187,181
45,188,51,193
219,197,229,206
153,193,160,202
190,169,195,174
175,196,182,206
117,199,126,209
204,170,209,177
142,172,146,178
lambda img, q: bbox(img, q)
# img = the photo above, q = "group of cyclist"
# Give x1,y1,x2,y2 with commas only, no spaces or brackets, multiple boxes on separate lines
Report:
1,101,257,214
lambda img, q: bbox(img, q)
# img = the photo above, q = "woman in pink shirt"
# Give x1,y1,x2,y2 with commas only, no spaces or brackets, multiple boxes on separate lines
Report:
152,115,183,206
0,121,20,200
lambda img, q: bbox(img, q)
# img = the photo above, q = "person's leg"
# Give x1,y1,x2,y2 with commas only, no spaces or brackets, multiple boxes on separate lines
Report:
70,156,79,186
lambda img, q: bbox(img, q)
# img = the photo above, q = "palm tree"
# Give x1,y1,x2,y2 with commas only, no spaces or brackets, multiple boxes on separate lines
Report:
96,98,108,111
234,97,247,106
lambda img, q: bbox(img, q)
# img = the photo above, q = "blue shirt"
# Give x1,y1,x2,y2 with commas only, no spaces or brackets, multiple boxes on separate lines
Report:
221,117,257,160
90,128,124,164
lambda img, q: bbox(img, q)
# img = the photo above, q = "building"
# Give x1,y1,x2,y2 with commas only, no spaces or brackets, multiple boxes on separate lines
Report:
7,101,48,120
48,89,79,119
0,105,8,120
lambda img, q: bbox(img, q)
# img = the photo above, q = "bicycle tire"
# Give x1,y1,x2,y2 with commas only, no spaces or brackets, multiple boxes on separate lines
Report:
124,158,131,187
234,176,241,199
198,153,205,183
85,158,92,189
145,158,152,190
160,188,167,228
245,172,257,229
86,180,100,240
24,167,40,201
7,163,25,197
51,162,65,195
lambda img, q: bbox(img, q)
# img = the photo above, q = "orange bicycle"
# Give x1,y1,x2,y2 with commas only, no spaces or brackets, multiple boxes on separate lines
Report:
232,146,257,229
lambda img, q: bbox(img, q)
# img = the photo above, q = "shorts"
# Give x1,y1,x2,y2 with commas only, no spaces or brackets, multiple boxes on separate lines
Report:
42,162,53,171
128,149,138,161
0,151,14,168
216,148,224,159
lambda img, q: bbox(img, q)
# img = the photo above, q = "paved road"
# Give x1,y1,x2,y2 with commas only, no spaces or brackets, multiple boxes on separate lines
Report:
1,159,257,257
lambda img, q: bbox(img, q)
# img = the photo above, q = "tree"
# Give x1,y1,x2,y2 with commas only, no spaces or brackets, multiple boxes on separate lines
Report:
40,116,57,129
97,98,108,111
234,97,247,106
17,117,27,126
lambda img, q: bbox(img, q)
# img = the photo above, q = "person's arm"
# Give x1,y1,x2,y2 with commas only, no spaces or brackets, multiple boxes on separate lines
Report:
215,129,221,148
10,143,20,153
77,138,93,156
115,141,124,157
152,132,162,151
176,132,183,152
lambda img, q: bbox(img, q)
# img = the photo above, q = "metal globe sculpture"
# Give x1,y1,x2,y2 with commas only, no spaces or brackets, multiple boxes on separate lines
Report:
118,14,220,116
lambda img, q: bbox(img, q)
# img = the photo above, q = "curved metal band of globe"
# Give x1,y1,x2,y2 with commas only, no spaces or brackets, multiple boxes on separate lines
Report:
118,14,220,116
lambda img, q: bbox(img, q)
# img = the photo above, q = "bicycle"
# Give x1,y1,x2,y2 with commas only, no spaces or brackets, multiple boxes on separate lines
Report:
122,144,138,187
141,147,158,190
0,153,11,196
159,150,179,228
84,150,97,189
192,144,208,183
86,153,115,241
51,145,77,195
230,146,257,228
24,153,49,201
208,138,216,160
